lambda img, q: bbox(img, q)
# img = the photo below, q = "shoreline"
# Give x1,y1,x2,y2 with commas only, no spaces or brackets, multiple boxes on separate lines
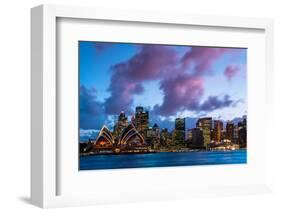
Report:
80,148,247,157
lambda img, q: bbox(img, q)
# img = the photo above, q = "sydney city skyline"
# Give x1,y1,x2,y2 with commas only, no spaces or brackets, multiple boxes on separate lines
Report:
79,41,247,170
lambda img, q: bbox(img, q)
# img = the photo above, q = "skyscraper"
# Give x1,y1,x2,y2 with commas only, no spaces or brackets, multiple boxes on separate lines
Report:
160,128,171,147
134,106,149,136
114,111,128,137
145,123,161,149
153,123,160,137
196,117,212,148
214,120,223,143
238,117,247,147
233,125,239,144
174,118,186,146
187,129,193,142
136,106,144,114
190,128,204,149
226,121,234,142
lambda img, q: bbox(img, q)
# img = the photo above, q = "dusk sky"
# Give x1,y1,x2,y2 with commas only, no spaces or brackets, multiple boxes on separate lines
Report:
79,41,247,140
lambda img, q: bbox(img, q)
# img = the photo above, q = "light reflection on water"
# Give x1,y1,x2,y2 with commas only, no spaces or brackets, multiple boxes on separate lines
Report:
79,150,247,170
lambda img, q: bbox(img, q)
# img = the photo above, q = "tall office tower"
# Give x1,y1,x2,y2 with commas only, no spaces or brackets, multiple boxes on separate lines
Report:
136,106,144,114
238,117,247,147
190,128,204,149
160,128,171,147
134,106,149,136
226,121,234,142
152,123,160,148
213,120,223,143
114,111,128,137
196,117,212,148
153,123,160,138
174,118,186,146
233,125,239,144
145,123,161,149
211,129,215,142
187,129,193,142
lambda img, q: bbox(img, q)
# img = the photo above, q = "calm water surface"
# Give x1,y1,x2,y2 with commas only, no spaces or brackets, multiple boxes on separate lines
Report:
79,149,247,170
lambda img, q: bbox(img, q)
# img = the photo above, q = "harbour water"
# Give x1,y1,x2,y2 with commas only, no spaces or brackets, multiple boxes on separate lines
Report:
79,149,247,170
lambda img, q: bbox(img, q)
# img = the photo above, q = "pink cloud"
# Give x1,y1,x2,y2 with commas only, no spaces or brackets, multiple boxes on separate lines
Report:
224,64,240,80
181,47,231,75
154,74,204,115
112,45,178,81
104,45,178,114
104,45,235,116
153,47,231,116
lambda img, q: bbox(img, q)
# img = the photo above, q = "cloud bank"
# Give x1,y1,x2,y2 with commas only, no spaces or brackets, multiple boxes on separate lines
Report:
104,45,178,114
80,44,245,130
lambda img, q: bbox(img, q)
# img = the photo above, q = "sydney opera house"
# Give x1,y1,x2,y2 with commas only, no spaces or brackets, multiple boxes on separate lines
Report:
86,124,149,153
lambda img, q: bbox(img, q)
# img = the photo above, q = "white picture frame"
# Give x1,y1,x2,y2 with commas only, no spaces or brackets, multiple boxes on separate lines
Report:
31,4,274,208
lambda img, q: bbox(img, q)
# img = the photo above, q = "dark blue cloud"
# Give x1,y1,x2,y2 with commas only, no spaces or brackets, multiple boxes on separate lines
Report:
79,85,106,129
199,95,234,112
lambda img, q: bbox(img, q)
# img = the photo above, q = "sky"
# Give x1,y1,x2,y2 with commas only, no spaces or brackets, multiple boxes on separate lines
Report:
79,41,247,140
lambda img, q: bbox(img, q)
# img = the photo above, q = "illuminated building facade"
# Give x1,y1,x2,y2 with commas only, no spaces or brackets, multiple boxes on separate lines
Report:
233,125,239,144
114,111,128,138
160,128,172,147
238,117,247,147
187,129,192,142
226,121,234,142
118,124,147,150
174,118,186,146
80,105,247,154
95,125,114,149
190,128,204,149
145,124,160,149
214,120,223,143
134,106,149,136
196,117,212,148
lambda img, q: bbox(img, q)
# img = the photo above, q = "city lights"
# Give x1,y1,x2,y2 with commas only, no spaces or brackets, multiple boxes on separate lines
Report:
80,106,247,155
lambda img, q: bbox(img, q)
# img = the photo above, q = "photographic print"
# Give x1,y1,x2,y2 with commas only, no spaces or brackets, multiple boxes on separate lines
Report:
79,41,247,170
